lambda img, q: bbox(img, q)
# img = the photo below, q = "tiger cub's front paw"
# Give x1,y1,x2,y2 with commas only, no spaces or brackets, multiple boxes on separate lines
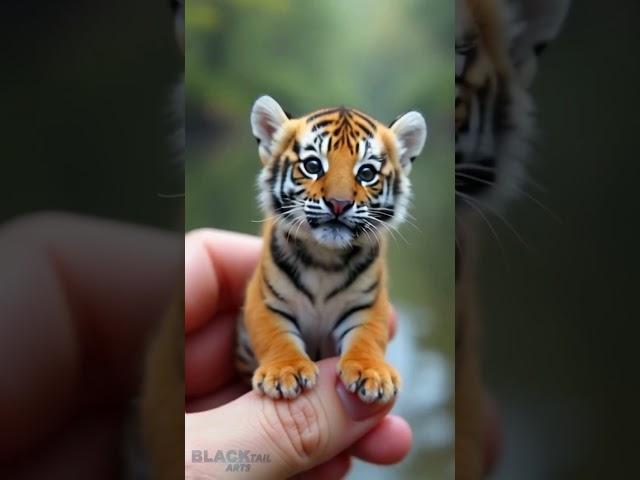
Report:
252,357,319,400
337,357,400,404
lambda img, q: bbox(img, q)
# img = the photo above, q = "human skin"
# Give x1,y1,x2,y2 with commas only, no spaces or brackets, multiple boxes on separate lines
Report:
0,214,498,479
185,229,412,479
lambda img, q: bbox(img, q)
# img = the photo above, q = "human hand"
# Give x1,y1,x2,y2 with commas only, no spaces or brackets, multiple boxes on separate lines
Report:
0,213,181,478
185,229,412,479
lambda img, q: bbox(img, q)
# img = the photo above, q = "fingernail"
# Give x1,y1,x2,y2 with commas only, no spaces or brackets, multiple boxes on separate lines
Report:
335,381,392,421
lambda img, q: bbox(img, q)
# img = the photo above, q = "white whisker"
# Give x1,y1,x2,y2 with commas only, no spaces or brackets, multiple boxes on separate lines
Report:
456,191,509,270
456,171,560,223
456,163,547,192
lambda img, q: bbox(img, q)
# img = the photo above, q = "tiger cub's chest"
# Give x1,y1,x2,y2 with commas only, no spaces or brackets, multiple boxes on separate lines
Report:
268,232,381,359
295,268,372,339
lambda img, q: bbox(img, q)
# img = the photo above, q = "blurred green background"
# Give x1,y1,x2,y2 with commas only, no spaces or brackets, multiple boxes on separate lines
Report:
2,1,182,227
186,0,453,477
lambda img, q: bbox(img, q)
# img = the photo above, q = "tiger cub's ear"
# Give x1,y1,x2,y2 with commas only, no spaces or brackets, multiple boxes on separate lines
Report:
389,111,427,174
251,95,290,165
509,0,570,86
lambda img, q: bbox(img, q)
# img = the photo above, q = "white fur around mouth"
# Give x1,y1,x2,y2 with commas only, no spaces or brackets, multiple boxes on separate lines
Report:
311,222,354,248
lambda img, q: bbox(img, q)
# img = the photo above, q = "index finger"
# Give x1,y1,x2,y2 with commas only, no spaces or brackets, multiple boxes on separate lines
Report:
185,229,262,333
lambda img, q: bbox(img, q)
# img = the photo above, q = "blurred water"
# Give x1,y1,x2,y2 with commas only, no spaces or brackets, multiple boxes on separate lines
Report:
350,305,454,479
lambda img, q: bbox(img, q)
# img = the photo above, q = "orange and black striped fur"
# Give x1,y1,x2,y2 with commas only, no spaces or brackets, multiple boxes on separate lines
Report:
236,96,427,403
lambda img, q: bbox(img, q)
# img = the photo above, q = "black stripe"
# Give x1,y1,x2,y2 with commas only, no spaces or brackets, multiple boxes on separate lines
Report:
477,79,491,135
362,280,379,294
392,170,401,196
270,158,283,211
455,156,496,197
347,141,354,155
312,119,332,131
333,304,372,333
352,110,377,130
344,245,362,261
326,245,379,300
263,273,286,301
238,339,254,360
270,233,315,302
353,120,373,138
286,235,346,272
280,157,290,200
337,323,364,349
306,108,341,123
266,303,301,331
372,208,394,221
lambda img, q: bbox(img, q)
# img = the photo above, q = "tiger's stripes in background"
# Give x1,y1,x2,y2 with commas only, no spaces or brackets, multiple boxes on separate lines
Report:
455,0,569,478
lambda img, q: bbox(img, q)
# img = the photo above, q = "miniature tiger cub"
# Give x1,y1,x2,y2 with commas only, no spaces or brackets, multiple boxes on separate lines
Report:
236,96,427,403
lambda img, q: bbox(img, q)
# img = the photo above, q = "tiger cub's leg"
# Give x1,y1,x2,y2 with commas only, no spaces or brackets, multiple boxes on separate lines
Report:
336,295,400,404
241,270,318,400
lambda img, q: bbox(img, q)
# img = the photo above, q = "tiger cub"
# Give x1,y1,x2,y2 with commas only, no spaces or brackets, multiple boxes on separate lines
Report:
236,96,427,403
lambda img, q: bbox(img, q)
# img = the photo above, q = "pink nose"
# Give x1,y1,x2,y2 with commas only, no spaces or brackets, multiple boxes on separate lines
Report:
326,198,353,216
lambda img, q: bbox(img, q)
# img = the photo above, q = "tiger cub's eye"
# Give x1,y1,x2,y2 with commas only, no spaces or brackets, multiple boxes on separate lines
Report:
303,158,322,175
357,165,377,183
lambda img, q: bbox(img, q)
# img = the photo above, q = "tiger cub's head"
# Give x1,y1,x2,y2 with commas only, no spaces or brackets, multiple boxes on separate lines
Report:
455,0,569,210
251,96,427,249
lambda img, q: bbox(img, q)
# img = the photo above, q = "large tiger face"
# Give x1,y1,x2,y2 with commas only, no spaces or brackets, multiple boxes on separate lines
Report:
455,0,569,210
251,96,427,248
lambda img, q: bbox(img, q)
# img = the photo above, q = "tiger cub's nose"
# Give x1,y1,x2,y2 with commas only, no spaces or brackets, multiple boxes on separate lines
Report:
326,198,353,216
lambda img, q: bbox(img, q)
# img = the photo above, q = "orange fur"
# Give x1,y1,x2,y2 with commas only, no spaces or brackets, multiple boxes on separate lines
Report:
336,269,401,404
243,224,320,398
242,219,399,402
240,100,425,403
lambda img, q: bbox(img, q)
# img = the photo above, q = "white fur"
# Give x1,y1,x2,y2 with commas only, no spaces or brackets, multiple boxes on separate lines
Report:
390,111,427,174
251,95,289,163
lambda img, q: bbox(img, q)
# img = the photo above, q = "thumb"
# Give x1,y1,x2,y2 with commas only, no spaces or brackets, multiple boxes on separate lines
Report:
185,358,394,479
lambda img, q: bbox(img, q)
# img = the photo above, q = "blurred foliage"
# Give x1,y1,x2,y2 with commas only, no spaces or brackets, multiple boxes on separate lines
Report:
186,1,453,477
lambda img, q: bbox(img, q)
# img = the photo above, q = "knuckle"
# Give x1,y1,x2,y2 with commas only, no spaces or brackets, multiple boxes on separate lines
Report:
184,227,215,243
257,395,328,470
